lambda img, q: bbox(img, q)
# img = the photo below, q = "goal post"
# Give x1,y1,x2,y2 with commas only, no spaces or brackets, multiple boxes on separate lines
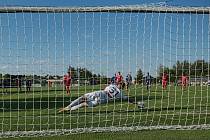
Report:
0,5,210,138
0,6,210,14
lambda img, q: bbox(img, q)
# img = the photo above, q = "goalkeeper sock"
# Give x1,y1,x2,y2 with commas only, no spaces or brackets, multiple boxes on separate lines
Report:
70,103,85,111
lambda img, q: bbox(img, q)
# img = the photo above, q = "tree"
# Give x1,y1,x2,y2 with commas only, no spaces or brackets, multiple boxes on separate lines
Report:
158,60,210,83
136,68,143,84
191,60,208,77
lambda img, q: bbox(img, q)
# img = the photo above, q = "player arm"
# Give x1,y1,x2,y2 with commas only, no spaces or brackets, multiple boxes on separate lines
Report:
106,91,113,98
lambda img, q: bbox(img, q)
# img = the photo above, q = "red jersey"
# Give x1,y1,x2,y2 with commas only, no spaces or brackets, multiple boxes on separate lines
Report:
181,76,188,84
116,74,123,83
162,74,168,81
64,74,71,86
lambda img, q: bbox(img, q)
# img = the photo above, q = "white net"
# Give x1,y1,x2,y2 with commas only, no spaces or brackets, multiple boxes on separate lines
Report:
0,5,210,138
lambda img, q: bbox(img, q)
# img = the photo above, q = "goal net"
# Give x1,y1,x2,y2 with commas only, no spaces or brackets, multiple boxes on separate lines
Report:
0,5,210,138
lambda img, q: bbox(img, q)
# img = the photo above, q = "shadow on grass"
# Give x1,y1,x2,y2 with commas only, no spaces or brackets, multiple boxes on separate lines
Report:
62,105,199,116
0,96,75,112
0,94,165,113
0,87,86,94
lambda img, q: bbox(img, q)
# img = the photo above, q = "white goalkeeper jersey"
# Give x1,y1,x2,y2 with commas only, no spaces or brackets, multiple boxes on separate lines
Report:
80,84,125,107
84,90,108,106
104,84,124,99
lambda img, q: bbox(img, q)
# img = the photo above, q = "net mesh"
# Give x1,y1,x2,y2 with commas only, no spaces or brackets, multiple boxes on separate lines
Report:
0,5,210,138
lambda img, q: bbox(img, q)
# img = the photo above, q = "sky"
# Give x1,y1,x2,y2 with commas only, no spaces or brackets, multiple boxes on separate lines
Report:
0,0,210,78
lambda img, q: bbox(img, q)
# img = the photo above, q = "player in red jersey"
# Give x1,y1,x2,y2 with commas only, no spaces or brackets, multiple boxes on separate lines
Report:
181,74,188,89
116,72,123,86
63,71,71,95
162,73,168,90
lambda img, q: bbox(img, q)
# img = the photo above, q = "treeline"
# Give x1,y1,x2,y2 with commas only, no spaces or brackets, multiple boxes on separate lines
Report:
1,60,209,86
68,67,109,84
0,66,109,87
132,59,210,84
135,69,156,84
0,74,51,87
158,60,210,82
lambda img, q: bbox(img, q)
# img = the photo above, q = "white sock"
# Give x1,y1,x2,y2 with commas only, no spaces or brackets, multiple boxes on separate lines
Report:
64,106,70,111
70,103,85,111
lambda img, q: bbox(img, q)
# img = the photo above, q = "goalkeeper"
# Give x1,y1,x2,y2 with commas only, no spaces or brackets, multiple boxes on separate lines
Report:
59,83,127,112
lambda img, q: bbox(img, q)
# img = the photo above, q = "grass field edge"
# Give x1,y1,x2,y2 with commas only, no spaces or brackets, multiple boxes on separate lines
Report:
1,124,210,138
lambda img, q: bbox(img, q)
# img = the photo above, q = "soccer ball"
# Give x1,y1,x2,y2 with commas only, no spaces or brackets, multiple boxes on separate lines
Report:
137,101,144,109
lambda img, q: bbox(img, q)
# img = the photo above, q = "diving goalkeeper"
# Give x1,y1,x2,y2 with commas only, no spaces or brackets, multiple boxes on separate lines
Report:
59,84,127,112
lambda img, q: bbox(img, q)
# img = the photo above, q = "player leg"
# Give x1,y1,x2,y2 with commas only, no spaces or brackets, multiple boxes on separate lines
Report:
146,81,149,91
162,80,164,89
126,82,129,90
162,80,166,89
69,102,88,111
66,85,71,95
61,98,100,112
165,81,168,89
59,102,88,113
181,81,184,89
183,81,187,89
148,81,151,91
181,81,183,89
65,86,68,95
127,82,130,90
59,96,86,113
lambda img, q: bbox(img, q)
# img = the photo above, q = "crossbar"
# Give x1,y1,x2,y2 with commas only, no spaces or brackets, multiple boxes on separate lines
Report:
0,6,209,14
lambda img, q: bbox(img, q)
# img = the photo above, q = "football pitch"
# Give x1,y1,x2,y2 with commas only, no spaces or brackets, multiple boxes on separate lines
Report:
4,130,210,140
0,85,210,138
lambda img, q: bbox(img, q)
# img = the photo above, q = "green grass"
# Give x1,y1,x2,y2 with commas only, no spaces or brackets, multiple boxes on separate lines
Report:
0,84,210,138
5,130,210,140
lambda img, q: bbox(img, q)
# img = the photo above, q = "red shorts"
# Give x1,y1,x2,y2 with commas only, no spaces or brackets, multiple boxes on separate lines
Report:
162,80,167,86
